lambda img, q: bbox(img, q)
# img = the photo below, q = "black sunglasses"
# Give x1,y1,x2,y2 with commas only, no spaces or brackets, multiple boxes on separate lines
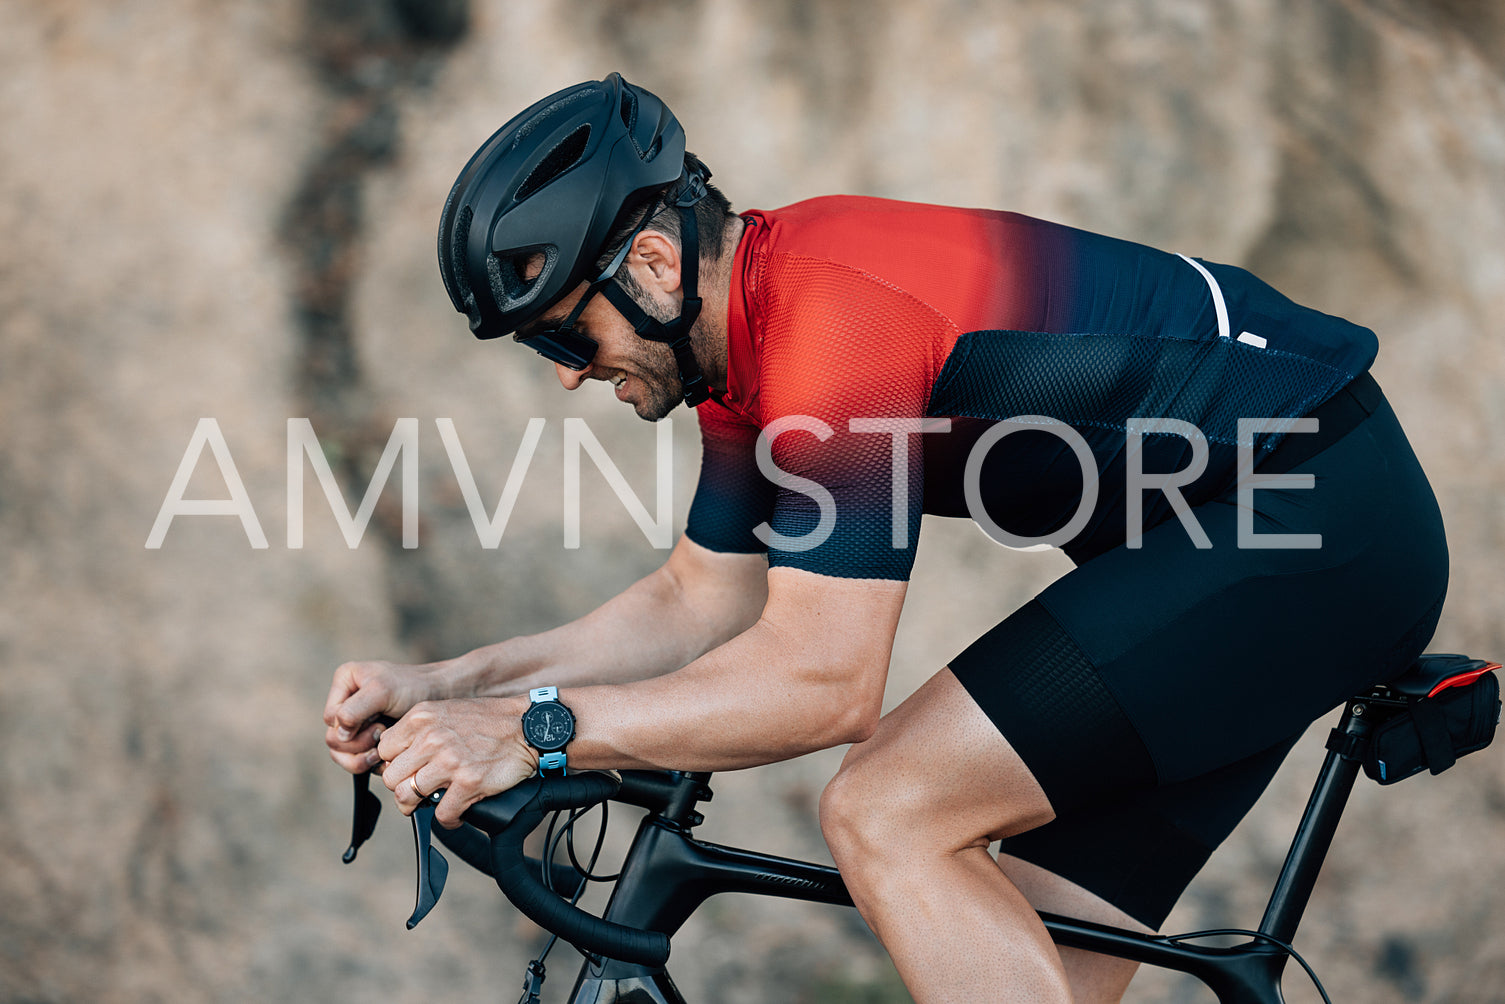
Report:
514,195,665,371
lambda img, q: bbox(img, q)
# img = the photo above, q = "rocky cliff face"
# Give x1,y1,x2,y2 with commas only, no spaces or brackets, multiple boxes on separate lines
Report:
3,1,1503,1001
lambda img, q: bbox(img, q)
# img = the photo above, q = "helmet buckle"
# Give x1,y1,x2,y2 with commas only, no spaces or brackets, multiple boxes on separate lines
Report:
673,164,711,208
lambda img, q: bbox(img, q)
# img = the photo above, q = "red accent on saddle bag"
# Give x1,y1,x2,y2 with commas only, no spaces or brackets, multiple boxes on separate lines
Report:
1428,663,1503,698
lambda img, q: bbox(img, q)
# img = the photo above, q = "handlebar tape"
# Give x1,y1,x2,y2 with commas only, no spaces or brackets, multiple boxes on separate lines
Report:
483,773,672,968
431,822,587,896
430,818,493,876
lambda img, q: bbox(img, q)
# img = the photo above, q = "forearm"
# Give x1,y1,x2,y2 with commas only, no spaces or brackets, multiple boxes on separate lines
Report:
578,627,886,767
451,540,767,699
499,574,907,770
456,571,706,695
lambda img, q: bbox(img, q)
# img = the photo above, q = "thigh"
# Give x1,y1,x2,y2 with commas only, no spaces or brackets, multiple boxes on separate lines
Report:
830,667,1056,847
998,735,1300,930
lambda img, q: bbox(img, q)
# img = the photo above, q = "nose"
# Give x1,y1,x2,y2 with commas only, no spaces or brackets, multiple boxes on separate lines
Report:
555,361,591,390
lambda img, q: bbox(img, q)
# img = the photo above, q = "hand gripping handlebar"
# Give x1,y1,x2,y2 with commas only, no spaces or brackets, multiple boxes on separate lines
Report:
463,772,673,968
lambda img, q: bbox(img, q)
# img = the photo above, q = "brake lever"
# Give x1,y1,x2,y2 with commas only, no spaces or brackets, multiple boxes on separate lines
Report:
339,764,449,928
406,791,450,929
340,715,399,864
342,770,383,864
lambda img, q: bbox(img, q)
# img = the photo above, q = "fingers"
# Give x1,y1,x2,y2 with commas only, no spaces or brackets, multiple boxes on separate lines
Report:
324,661,396,740
377,703,432,812
375,701,426,766
386,754,457,819
432,759,537,829
374,700,537,825
432,787,478,829
322,662,360,729
325,718,387,774
386,768,466,828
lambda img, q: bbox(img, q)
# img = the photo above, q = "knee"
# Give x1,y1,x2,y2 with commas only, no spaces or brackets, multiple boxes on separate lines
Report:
817,761,858,861
818,754,924,869
818,765,871,869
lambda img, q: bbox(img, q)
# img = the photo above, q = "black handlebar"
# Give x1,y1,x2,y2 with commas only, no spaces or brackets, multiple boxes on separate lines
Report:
463,772,673,968
345,768,683,966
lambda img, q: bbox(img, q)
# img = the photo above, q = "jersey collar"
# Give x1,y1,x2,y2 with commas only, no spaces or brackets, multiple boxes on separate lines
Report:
711,210,767,422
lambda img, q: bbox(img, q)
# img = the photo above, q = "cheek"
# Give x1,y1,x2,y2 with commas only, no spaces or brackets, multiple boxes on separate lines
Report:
641,344,681,382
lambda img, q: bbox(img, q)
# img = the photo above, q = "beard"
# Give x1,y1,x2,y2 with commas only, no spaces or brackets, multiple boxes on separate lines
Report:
620,338,684,421
612,272,692,421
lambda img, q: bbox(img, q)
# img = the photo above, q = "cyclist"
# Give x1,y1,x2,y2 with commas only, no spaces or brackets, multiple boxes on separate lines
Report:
324,74,1449,1003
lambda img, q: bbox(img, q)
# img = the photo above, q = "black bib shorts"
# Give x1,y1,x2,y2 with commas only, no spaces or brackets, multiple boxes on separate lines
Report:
950,373,1449,928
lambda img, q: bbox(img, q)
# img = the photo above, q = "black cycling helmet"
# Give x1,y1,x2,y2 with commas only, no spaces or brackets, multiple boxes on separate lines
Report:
438,73,717,406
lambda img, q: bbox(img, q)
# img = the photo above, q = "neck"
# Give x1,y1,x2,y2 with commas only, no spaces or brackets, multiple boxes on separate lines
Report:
687,216,746,396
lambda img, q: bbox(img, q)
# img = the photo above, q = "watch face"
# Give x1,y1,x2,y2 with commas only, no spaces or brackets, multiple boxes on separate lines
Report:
522,701,575,752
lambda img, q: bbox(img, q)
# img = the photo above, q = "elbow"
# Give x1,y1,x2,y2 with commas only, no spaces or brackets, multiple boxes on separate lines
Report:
824,680,884,747
755,611,893,751
837,709,880,746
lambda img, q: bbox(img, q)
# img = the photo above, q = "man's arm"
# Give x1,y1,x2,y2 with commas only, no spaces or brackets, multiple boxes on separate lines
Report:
564,567,905,766
467,535,769,696
324,535,767,773
377,567,908,824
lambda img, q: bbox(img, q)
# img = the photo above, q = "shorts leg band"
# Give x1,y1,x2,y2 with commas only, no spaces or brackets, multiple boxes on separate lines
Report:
998,803,1214,930
950,600,1157,814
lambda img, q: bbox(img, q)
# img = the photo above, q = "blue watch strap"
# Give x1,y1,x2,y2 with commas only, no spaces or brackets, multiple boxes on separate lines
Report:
527,687,569,776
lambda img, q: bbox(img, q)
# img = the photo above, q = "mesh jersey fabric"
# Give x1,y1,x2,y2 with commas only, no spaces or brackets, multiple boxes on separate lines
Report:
684,196,1379,579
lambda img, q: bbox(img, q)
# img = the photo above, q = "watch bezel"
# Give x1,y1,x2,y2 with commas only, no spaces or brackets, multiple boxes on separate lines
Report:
521,699,575,753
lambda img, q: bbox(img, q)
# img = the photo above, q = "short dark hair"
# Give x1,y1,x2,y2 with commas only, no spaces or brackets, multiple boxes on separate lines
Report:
593,151,737,274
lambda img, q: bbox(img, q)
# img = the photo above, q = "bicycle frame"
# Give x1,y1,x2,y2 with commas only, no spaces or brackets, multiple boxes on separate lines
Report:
551,694,1380,1004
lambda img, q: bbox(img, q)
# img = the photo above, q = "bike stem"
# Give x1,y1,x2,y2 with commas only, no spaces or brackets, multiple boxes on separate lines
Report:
658,770,713,829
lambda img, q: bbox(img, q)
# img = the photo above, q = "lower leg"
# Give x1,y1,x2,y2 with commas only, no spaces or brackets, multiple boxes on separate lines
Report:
999,854,1148,1004
848,840,1073,1003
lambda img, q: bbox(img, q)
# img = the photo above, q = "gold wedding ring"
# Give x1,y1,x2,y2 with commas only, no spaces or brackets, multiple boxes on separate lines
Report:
409,775,425,799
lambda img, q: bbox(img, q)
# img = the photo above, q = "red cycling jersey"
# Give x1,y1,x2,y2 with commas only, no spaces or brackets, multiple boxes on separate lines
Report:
686,196,1376,579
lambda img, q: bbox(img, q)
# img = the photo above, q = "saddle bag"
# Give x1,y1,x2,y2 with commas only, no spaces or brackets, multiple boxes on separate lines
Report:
1363,672,1501,784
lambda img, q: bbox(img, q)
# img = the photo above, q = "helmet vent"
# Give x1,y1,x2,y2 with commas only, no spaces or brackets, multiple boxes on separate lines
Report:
487,246,555,314
449,205,477,312
514,90,594,144
516,124,590,201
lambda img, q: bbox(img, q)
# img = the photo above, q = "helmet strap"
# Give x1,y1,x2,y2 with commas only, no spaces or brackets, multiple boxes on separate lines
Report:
597,166,719,408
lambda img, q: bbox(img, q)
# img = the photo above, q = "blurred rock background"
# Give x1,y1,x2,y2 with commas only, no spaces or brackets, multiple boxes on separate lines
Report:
2,0,1503,1000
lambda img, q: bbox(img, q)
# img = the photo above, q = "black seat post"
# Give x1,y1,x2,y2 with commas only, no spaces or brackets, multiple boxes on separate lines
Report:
1257,697,1376,943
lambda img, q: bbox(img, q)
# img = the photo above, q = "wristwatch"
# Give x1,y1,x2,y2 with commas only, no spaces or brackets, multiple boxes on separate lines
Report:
521,686,576,777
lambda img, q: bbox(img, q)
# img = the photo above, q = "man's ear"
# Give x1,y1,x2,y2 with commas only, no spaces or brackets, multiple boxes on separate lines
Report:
630,230,682,294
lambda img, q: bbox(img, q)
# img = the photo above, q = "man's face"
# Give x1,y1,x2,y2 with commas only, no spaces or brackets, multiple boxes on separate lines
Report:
519,246,684,422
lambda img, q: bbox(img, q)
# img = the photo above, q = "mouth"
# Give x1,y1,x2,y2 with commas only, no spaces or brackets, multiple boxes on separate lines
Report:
610,373,629,400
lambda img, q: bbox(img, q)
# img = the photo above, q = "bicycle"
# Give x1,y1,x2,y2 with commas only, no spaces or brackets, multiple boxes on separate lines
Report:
340,653,1500,1003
